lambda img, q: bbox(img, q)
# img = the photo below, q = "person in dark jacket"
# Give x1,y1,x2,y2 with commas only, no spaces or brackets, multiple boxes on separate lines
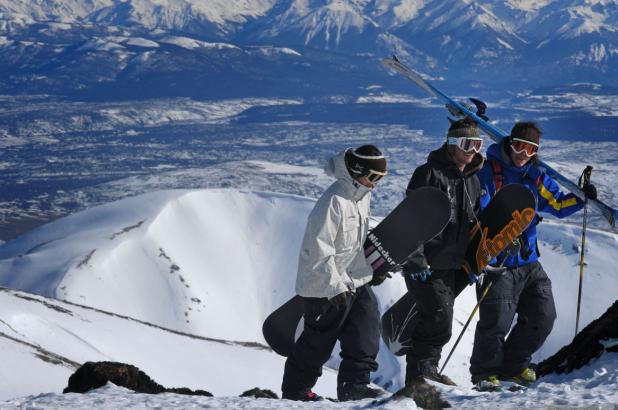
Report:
470,121,598,391
399,116,484,389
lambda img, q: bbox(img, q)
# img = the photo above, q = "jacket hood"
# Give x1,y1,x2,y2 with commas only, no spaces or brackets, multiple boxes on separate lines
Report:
427,144,484,177
325,149,353,182
325,149,372,200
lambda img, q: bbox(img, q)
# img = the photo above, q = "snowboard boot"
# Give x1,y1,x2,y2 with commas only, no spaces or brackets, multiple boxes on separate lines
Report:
281,388,323,402
396,376,451,409
413,361,457,386
337,382,382,401
505,367,536,387
474,375,502,392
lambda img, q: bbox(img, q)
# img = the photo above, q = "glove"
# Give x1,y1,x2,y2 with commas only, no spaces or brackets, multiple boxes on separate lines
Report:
370,272,392,286
582,183,597,200
468,272,479,284
408,267,432,282
329,291,352,307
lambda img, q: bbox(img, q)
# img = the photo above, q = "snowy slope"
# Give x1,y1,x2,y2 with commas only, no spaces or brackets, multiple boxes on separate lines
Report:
0,190,315,342
0,286,339,401
1,187,617,408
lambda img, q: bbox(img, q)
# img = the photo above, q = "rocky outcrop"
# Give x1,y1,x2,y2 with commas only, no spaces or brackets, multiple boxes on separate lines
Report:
240,387,278,399
63,361,212,396
537,300,618,376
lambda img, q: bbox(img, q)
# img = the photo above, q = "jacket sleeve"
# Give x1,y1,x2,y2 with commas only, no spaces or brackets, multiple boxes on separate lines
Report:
402,166,432,273
477,164,494,211
537,173,584,218
407,164,432,192
472,176,482,217
295,196,350,299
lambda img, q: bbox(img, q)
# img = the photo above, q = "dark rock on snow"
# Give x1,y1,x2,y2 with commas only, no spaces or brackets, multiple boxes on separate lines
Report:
394,377,451,409
63,361,212,396
240,387,279,399
537,300,618,376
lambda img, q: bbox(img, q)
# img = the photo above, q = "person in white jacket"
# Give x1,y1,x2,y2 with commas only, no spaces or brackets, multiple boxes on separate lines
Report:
281,144,388,402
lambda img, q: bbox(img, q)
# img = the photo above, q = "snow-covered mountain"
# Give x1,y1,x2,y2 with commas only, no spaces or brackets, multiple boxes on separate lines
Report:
0,187,617,408
379,0,526,68
1,2,617,408
0,0,276,36
251,0,381,50
1,0,617,98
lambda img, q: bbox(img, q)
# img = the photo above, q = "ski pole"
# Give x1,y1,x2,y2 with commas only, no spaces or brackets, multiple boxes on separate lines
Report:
439,277,494,375
439,240,519,376
575,165,593,336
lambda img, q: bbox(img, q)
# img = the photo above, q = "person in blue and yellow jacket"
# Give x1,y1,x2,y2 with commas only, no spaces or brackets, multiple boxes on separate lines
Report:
470,121,597,391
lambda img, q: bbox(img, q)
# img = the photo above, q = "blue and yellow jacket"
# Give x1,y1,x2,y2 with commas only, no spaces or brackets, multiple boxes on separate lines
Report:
478,140,584,267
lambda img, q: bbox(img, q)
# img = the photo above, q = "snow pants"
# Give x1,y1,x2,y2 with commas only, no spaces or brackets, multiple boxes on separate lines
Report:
281,284,380,393
403,269,469,381
470,261,557,382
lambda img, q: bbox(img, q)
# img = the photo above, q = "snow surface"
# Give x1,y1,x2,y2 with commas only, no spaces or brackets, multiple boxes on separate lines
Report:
1,188,617,409
159,36,240,50
124,37,159,48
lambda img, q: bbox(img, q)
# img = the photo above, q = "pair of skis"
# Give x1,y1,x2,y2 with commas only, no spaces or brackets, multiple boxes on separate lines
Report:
381,56,618,229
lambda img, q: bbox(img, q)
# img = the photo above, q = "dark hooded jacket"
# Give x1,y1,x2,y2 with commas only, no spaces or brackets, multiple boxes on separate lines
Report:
402,144,483,273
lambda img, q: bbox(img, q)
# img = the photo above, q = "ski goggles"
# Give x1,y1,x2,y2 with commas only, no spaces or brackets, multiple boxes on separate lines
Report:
510,138,539,157
366,169,387,184
447,136,483,154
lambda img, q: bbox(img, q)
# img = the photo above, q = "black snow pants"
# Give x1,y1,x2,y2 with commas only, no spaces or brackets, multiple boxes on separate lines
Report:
470,261,557,382
281,284,380,393
404,269,469,381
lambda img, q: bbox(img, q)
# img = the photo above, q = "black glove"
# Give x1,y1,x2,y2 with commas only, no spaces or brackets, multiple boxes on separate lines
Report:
329,291,352,307
370,272,392,286
582,183,597,200
467,272,480,285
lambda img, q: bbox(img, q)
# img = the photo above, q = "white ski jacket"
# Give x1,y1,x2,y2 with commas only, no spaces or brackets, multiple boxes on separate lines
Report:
295,150,374,299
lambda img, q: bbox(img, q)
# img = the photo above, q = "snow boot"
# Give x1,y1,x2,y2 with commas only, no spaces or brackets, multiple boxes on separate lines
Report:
423,372,457,386
337,382,382,401
281,388,323,402
395,376,451,409
505,367,536,387
413,361,457,386
474,375,502,392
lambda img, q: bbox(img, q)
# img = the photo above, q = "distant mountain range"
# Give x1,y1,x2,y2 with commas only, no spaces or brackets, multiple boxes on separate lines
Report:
1,0,616,98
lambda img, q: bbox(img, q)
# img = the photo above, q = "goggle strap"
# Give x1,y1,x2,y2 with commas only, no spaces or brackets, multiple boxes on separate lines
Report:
350,151,385,160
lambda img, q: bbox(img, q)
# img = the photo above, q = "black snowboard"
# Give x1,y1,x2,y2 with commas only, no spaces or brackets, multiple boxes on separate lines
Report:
263,187,451,357
381,183,536,356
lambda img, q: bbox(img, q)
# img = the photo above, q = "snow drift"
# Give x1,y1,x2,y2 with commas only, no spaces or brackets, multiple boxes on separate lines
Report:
0,189,314,342
0,286,339,401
